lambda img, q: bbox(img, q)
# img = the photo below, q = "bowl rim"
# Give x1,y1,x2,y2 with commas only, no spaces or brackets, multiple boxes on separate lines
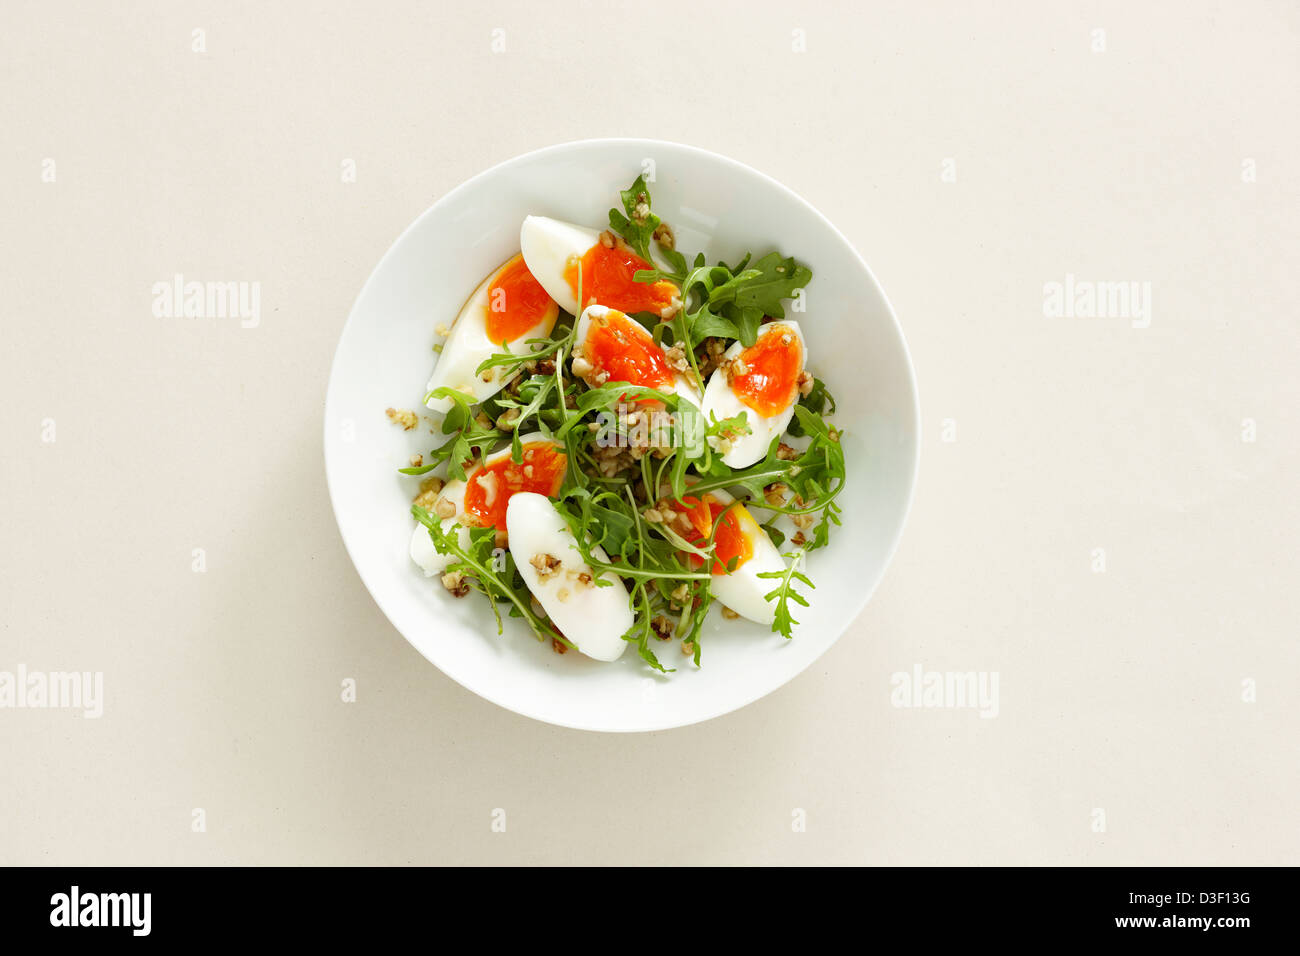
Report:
323,137,921,732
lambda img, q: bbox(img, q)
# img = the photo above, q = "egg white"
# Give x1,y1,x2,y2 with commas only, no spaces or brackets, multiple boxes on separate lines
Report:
506,492,632,662
700,320,807,468
425,256,558,414
519,216,600,317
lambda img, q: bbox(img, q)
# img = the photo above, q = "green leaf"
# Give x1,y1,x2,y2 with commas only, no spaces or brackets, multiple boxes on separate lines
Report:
607,174,691,285
730,252,812,320
758,553,815,639
786,377,837,437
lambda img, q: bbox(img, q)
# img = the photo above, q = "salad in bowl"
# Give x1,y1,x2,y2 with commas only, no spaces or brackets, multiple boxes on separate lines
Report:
397,176,844,671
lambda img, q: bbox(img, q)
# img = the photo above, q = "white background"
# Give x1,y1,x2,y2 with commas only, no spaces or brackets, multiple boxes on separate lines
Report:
1,0,1296,864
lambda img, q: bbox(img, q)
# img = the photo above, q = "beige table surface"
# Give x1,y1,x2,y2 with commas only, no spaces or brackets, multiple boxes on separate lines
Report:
2,1,1296,866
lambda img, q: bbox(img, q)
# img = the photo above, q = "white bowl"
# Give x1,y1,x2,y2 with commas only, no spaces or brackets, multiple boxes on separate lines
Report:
324,139,918,732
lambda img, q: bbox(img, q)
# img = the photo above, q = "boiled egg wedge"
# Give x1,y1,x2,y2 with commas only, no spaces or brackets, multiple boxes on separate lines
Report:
459,432,568,532
662,487,787,627
520,216,680,319
572,305,701,407
409,432,568,577
701,321,807,468
506,492,632,662
425,253,559,413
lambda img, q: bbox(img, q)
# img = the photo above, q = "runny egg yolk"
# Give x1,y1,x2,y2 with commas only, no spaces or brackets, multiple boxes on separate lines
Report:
582,310,675,391
731,325,804,417
463,443,567,530
673,494,755,575
485,254,556,344
564,242,679,316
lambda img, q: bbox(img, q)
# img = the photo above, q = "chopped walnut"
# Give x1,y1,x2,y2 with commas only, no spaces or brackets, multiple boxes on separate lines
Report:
797,371,815,397
577,571,593,587
720,605,740,620
659,296,682,319
680,640,695,656
764,482,789,507
722,356,749,386
433,495,458,520
592,443,634,477
696,337,728,378
496,408,521,431
551,637,568,655
409,454,424,468
663,342,690,373
413,476,445,509
440,571,470,597
670,582,691,604
386,408,419,431
571,355,594,379
776,442,798,461
651,496,704,541
652,222,675,250
474,470,499,510
598,229,616,249
530,553,562,580
791,531,807,547
650,615,674,641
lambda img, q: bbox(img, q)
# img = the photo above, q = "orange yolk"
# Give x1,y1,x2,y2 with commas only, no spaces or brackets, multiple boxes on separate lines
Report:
674,495,755,575
731,325,804,417
582,310,675,391
485,254,557,344
564,242,679,316
463,442,567,530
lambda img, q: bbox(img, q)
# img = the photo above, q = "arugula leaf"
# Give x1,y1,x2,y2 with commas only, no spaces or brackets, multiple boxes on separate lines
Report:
677,255,811,347
786,376,837,437
758,552,814,639
607,174,688,281
608,175,656,260
413,387,506,481
731,252,811,320
686,304,739,344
